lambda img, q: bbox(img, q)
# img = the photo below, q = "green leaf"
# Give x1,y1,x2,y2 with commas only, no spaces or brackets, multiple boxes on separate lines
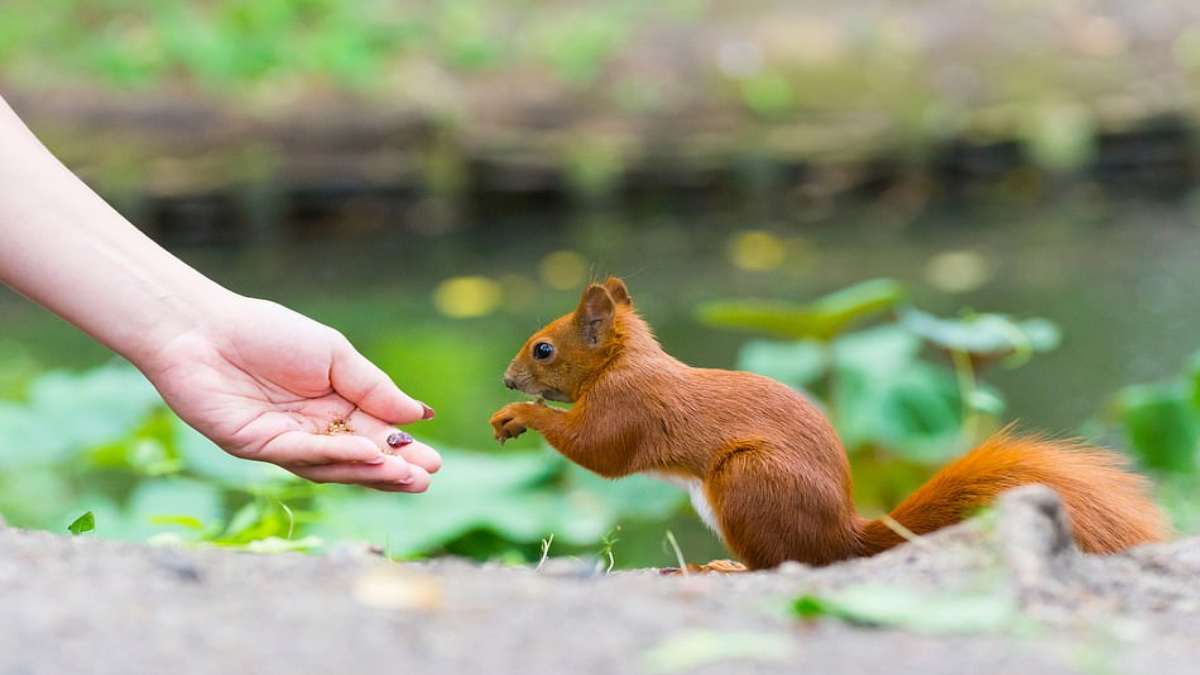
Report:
831,326,965,461
899,308,1061,365
148,515,207,531
120,478,224,541
309,448,562,555
736,340,828,390
310,447,685,556
1118,383,1199,473
792,594,832,619
697,279,905,341
793,585,1018,634
67,511,95,535
0,362,163,467
223,501,264,539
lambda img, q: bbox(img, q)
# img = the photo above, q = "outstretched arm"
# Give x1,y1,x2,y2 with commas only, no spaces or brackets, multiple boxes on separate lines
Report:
0,95,440,491
490,401,638,477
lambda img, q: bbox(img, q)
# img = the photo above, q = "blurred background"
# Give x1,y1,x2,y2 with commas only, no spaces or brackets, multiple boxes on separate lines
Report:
4,0,1200,568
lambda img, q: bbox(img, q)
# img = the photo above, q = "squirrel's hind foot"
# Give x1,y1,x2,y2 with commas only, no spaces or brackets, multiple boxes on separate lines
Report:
659,559,748,575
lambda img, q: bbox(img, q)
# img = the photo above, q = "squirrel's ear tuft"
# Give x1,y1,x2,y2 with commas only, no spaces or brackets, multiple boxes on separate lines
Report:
576,284,615,345
603,277,632,306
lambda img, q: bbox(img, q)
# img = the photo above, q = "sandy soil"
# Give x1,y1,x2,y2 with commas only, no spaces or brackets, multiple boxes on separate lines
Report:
1,487,1198,675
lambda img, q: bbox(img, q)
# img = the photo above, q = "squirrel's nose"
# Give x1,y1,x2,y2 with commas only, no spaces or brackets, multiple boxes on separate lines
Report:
504,376,518,390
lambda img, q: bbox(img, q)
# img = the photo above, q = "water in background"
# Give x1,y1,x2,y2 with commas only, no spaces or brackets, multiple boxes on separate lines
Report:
3,191,1200,562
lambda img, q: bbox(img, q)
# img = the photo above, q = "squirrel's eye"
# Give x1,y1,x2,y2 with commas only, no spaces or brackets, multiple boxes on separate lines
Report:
532,342,555,361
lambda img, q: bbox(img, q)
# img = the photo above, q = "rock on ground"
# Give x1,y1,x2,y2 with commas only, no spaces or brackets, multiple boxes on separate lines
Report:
1,486,1198,675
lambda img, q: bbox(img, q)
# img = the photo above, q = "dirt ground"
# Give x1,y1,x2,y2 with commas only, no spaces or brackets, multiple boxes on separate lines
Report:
2,487,1198,675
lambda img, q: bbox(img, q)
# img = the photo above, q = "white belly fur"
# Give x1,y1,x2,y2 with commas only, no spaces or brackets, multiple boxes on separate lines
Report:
650,472,723,540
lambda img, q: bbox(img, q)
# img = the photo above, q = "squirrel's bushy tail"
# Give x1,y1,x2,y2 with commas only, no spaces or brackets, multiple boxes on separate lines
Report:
857,430,1169,556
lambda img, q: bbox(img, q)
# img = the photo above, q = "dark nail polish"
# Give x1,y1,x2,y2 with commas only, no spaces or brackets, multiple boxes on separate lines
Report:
419,402,436,420
386,431,414,449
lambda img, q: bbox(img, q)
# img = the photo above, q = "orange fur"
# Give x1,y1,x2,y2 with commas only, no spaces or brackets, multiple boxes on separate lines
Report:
490,279,1168,569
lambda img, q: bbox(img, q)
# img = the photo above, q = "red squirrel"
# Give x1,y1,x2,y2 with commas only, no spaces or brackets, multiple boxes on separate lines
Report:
489,278,1168,570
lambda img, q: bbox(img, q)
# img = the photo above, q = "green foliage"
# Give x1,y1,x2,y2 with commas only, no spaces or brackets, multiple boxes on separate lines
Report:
67,511,95,535
1110,353,1200,474
792,585,1019,634
0,0,654,90
311,450,681,558
525,6,634,84
1118,383,1198,473
830,326,967,461
708,279,1056,467
697,278,906,341
740,72,797,119
898,307,1061,367
0,362,684,563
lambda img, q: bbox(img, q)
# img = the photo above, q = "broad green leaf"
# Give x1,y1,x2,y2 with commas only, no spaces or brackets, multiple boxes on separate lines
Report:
67,511,95,535
310,447,685,555
564,465,685,522
223,501,264,538
484,467,686,546
833,323,921,373
0,401,55,468
149,514,207,530
830,326,966,461
899,308,1061,365
736,340,828,390
309,448,562,555
0,467,76,528
697,279,905,341
793,585,1018,634
1118,383,1199,473
0,362,162,466
120,478,224,541
27,362,162,449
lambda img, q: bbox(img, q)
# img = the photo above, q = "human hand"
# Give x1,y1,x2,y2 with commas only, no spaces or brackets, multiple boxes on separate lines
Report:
138,295,441,492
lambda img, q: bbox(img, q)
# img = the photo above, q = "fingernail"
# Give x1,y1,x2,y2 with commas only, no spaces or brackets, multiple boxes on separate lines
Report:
387,431,414,449
366,453,387,464
419,402,436,420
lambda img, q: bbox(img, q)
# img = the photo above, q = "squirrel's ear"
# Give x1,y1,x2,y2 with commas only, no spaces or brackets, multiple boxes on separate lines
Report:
575,284,615,345
603,277,632,306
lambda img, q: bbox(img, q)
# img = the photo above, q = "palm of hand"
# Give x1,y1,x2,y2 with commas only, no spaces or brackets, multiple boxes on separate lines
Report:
143,298,440,491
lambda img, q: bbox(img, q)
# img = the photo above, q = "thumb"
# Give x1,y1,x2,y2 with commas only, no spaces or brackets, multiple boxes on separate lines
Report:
329,338,432,424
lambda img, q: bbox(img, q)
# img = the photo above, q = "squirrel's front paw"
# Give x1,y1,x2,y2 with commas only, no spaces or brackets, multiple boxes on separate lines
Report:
490,403,533,443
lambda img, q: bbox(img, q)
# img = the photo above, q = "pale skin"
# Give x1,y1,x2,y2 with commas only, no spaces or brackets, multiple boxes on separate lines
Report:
0,94,440,492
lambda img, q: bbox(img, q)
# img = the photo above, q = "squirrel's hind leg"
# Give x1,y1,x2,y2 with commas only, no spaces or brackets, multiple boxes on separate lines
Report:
705,440,861,569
